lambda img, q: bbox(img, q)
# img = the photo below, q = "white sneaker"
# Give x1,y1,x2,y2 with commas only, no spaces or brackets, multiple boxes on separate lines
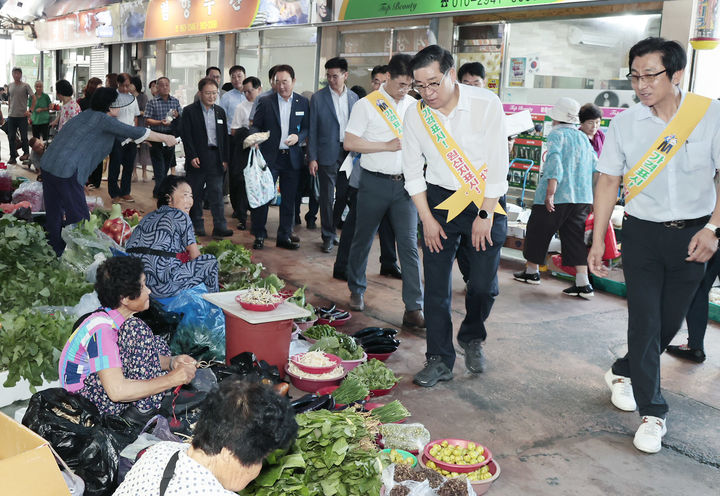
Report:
604,369,637,411
633,416,667,453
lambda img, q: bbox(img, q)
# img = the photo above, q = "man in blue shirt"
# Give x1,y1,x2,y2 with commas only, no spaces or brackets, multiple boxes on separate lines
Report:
145,77,182,197
42,88,177,255
220,65,246,133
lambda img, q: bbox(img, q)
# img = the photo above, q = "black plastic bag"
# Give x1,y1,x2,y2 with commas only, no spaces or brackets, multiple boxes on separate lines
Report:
134,297,183,342
22,388,121,496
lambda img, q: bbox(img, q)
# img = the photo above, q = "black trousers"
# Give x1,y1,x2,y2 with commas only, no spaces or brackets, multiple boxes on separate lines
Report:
150,143,175,197
185,149,227,231
295,162,319,225
523,203,592,266
87,163,103,188
8,116,29,159
108,139,137,198
423,184,507,369
685,250,720,350
612,215,707,418
32,123,49,141
250,152,299,241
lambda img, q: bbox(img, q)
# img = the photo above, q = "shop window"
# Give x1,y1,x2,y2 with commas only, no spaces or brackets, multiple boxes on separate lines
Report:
455,23,504,95
339,26,429,92
166,37,219,106
236,27,317,94
502,13,661,106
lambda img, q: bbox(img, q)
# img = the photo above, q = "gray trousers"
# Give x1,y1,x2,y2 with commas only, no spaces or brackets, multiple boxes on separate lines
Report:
347,171,423,311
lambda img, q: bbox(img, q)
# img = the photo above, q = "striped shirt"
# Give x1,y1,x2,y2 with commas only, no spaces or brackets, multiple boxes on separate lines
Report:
59,309,125,392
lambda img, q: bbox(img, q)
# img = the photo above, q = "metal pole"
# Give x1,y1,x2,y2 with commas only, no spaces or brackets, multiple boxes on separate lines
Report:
687,47,698,93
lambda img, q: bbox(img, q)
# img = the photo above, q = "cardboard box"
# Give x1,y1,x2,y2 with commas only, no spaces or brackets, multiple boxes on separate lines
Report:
504,236,525,251
0,411,70,496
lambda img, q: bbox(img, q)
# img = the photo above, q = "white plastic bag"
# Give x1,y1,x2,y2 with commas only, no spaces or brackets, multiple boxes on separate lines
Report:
11,180,44,211
244,147,275,208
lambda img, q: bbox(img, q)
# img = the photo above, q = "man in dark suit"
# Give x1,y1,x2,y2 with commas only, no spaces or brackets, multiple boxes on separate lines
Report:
180,77,232,238
250,64,310,250
308,57,359,253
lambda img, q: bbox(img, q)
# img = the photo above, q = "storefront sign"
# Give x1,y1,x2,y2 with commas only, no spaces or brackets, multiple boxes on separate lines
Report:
143,0,259,39
336,0,595,21
35,5,122,50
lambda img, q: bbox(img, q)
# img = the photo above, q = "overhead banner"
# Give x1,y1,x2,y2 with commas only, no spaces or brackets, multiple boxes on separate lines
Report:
35,4,122,50
336,0,594,21
143,0,259,39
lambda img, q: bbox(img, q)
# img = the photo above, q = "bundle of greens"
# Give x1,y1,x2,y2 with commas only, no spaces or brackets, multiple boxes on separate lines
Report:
369,400,410,424
303,324,337,340
288,286,316,322
241,409,382,496
347,359,400,390
201,240,284,292
309,334,364,361
0,309,73,390
331,376,369,405
0,216,92,312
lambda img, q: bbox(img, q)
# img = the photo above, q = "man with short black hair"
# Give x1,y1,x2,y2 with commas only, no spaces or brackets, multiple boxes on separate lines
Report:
249,65,280,124
7,67,32,164
250,65,310,250
145,77,182,197
457,62,486,87
308,57,359,252
403,45,509,387
220,65,247,133
343,54,424,330
181,77,232,238
370,65,389,92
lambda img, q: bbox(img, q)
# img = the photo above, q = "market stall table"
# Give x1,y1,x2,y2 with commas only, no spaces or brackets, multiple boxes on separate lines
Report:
202,290,311,377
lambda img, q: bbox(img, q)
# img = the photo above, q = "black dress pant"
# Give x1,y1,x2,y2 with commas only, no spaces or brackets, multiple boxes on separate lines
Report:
150,143,175,197
185,149,227,231
422,185,507,369
612,215,707,418
684,250,720,350
250,151,299,241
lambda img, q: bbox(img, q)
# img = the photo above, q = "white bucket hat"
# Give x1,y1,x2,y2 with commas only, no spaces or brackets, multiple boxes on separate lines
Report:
547,97,580,124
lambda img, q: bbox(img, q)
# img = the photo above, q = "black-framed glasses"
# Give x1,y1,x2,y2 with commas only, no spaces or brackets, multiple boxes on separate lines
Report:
412,69,450,93
625,70,667,84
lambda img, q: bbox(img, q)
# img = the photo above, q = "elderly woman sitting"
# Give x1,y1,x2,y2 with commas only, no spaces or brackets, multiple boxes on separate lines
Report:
58,256,197,416
114,379,298,495
125,175,219,298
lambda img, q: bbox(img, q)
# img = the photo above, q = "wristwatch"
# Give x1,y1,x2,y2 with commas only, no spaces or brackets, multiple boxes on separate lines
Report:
477,209,489,219
703,223,720,238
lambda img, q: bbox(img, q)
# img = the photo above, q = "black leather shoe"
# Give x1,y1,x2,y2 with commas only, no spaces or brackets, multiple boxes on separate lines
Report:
253,237,265,250
212,227,233,238
322,239,334,253
458,339,486,373
333,238,339,246
666,344,706,363
277,238,300,250
237,220,246,230
380,264,402,279
307,220,317,230
413,356,453,387
290,233,300,243
333,268,347,281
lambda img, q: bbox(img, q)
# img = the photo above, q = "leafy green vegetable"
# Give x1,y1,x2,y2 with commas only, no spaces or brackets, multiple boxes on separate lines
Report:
289,286,316,322
241,409,382,496
0,216,92,313
347,359,400,390
0,309,73,391
369,400,410,424
303,324,337,340
310,334,364,361
200,240,284,292
331,376,369,405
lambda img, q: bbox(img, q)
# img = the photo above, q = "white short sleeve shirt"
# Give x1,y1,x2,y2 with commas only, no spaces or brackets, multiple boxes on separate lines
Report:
597,93,720,222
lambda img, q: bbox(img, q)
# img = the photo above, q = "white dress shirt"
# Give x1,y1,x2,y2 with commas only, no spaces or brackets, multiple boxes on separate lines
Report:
116,98,140,126
597,92,720,222
231,100,253,130
330,86,349,142
278,93,292,150
402,83,509,199
344,84,415,175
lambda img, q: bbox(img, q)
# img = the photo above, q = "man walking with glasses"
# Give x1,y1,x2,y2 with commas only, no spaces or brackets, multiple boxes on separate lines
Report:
403,45,509,387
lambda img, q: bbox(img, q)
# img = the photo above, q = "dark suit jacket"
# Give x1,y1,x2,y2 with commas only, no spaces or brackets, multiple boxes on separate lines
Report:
251,91,310,170
180,101,229,174
308,86,359,165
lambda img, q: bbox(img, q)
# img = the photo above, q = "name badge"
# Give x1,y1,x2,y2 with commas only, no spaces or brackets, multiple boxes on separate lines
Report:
295,111,305,116
217,119,224,124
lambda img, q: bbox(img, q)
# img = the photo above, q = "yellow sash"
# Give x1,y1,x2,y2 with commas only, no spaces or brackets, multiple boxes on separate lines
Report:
366,90,403,139
624,93,712,203
417,100,505,222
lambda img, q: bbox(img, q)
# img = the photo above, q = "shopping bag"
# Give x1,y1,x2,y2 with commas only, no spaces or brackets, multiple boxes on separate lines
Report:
244,147,275,208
